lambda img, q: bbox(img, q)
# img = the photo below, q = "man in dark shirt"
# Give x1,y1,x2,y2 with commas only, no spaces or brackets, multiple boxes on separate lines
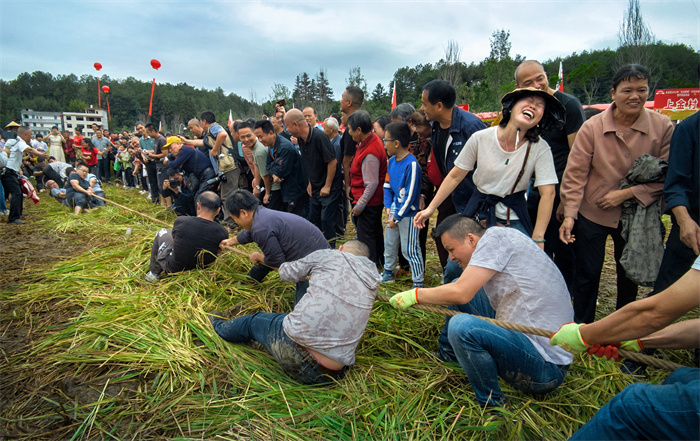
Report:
32,157,47,191
284,109,342,247
516,60,586,287
220,189,329,305
162,137,216,201
65,162,96,215
145,123,168,206
253,120,308,217
420,79,485,274
145,191,228,283
162,168,196,216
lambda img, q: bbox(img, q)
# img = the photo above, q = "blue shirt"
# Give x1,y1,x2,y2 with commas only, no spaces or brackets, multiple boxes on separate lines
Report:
167,147,211,176
236,206,329,268
91,136,113,153
384,153,421,221
664,111,699,221
139,136,155,152
430,106,486,213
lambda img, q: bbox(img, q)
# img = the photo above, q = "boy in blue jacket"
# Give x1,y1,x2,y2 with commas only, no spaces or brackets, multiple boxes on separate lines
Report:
382,122,424,287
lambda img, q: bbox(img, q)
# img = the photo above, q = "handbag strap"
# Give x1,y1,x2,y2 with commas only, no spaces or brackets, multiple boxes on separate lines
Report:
505,141,532,226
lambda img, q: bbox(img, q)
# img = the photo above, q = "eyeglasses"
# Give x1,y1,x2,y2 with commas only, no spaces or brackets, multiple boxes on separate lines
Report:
382,138,394,144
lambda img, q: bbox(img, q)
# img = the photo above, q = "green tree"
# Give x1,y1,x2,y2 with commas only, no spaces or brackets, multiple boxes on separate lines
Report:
68,99,89,112
468,29,518,112
346,66,368,95
567,61,606,105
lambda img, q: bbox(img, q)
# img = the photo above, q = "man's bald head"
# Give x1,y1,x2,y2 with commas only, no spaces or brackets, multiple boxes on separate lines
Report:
197,191,221,213
514,60,550,92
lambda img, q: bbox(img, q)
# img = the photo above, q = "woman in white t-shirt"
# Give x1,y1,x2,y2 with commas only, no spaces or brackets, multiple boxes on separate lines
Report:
414,88,565,250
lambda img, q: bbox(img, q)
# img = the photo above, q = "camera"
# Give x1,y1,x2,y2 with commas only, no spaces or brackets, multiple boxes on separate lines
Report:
168,178,179,187
204,171,227,187
167,153,176,162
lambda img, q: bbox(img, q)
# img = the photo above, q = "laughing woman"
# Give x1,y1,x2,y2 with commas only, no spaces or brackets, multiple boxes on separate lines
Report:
414,87,565,250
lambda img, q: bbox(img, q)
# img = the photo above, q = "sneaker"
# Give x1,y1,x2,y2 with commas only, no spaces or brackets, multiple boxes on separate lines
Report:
139,190,147,194
381,271,395,283
144,271,160,283
412,282,424,288
9,219,25,224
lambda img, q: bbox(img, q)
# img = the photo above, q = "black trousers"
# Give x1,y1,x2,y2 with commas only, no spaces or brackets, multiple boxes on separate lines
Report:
145,161,159,202
652,214,699,294
1,170,22,222
571,214,638,323
353,203,384,266
528,185,576,288
268,189,287,212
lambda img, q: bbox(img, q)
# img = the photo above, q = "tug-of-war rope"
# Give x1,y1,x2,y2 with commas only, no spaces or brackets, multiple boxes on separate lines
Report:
96,194,683,372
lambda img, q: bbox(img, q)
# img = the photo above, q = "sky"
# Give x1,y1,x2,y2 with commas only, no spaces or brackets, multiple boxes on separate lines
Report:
1,0,698,105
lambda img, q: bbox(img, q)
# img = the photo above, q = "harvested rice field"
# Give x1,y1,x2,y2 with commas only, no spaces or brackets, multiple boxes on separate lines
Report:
0,186,695,440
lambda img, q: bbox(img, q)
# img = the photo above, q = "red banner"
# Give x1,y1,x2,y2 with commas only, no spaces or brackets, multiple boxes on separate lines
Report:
653,88,700,120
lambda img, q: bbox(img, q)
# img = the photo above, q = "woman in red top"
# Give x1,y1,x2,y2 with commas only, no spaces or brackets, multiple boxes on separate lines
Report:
348,110,388,265
81,138,99,173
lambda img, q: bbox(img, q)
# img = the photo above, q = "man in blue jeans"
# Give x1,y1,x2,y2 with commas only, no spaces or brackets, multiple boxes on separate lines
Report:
209,240,380,385
550,256,700,440
389,214,573,408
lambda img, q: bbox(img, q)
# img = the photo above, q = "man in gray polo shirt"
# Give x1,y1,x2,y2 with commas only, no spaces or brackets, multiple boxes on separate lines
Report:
209,239,380,385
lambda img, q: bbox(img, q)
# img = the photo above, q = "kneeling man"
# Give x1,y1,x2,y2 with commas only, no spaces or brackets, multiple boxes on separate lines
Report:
145,191,229,282
389,214,573,408
209,239,381,385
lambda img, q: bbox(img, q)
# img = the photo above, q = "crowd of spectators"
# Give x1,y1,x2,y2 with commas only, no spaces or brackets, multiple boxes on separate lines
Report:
1,60,698,439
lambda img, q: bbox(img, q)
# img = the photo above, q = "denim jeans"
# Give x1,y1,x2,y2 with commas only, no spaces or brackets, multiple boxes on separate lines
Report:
443,260,463,284
437,289,568,407
570,367,699,440
307,189,341,247
0,179,6,212
211,312,347,385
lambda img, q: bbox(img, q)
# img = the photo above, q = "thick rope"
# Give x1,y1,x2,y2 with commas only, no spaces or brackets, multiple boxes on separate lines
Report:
100,198,683,372
93,195,171,228
375,294,683,372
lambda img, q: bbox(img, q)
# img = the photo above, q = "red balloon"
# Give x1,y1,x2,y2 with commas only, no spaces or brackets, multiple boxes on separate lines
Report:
94,62,102,71
150,59,161,70
102,86,110,93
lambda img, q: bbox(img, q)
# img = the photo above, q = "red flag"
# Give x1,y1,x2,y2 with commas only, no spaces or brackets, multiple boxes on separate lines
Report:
557,61,564,92
158,120,162,132
391,81,397,109
228,109,233,127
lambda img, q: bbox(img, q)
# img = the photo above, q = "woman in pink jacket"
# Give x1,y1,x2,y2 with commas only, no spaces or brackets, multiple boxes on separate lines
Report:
559,64,673,323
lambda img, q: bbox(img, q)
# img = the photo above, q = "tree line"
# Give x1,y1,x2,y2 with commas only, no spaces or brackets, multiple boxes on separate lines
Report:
1,39,696,133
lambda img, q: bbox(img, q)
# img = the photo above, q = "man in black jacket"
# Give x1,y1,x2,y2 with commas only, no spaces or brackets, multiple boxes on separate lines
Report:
253,120,308,217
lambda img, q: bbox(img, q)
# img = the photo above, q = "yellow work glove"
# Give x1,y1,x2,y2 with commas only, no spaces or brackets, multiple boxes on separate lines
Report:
620,339,643,352
549,323,591,354
389,288,419,311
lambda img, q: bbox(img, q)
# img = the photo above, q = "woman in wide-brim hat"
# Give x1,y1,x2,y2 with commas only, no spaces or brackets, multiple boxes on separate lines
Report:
414,87,565,250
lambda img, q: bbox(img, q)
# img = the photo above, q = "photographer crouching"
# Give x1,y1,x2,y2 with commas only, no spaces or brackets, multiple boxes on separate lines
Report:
161,137,218,202
163,168,195,216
